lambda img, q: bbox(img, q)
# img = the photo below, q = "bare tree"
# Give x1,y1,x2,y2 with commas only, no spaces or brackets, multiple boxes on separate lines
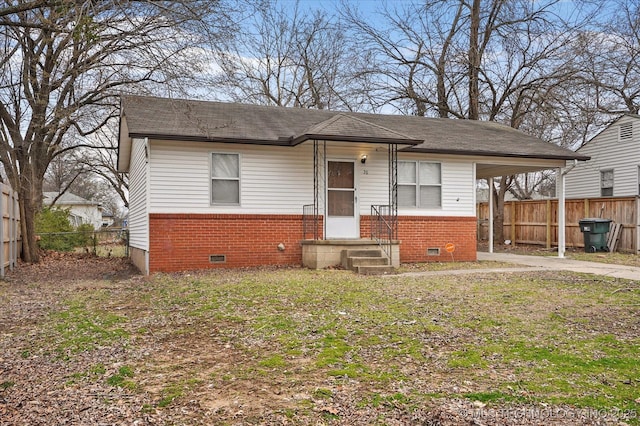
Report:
213,1,360,110
0,1,236,262
76,124,129,209
346,0,596,242
576,0,639,119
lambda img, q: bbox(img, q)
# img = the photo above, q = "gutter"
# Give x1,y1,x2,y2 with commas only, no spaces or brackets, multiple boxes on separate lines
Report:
562,159,578,176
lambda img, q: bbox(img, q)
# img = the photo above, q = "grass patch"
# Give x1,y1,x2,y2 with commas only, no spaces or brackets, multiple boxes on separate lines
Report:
107,365,135,389
1,381,14,390
398,260,518,272
9,266,640,424
567,251,640,267
157,378,202,408
51,299,129,356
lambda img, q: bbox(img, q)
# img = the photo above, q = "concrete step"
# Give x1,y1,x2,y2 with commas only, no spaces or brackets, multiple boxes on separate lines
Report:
348,256,389,269
341,248,395,274
343,249,383,258
341,249,384,269
356,265,396,275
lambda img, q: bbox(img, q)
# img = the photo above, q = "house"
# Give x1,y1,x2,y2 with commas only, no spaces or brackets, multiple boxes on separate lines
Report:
43,192,103,230
101,209,115,227
117,95,588,274
565,114,640,198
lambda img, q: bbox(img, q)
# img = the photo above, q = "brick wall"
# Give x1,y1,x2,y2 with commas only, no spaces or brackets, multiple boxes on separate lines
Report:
149,213,305,273
148,213,476,273
361,215,477,262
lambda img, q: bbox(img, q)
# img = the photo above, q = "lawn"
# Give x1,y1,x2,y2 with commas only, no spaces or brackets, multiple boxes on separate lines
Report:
1,261,639,425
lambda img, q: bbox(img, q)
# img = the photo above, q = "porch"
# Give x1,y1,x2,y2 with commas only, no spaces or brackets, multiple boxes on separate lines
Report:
300,238,400,270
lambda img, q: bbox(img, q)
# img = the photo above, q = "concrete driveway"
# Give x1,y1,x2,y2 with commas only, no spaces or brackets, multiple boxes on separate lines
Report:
478,252,640,281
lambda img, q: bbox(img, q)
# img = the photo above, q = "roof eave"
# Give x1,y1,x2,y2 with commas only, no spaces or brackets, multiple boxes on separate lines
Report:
128,132,424,147
290,133,423,146
402,146,590,161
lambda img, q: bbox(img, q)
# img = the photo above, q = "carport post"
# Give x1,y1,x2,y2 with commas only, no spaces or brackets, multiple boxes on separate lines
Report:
488,177,494,253
557,168,565,258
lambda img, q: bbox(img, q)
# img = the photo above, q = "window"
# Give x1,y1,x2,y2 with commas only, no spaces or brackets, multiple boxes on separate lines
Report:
619,122,633,141
398,161,441,208
600,169,613,197
211,153,240,205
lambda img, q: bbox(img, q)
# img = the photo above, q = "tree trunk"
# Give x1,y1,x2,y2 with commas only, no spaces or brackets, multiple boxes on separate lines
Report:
468,0,481,120
18,170,43,263
491,177,511,244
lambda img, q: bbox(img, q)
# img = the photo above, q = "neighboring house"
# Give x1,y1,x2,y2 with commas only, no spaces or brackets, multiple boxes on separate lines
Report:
117,95,587,274
566,114,640,198
43,192,103,230
101,210,115,227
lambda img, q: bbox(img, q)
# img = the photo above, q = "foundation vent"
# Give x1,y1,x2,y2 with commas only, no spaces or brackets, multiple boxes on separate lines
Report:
427,248,440,256
209,254,226,263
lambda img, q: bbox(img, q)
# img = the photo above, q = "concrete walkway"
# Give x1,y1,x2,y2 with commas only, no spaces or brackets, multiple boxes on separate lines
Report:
394,252,639,282
478,252,640,281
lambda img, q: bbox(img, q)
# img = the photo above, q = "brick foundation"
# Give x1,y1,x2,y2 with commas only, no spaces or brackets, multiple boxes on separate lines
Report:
149,213,305,273
361,215,477,263
147,213,477,273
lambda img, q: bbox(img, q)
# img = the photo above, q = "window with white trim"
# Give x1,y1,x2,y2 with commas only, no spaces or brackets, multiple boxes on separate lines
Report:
211,153,240,205
398,161,442,208
600,169,613,197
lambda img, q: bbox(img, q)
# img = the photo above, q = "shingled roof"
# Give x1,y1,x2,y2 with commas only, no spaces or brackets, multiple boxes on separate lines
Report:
118,95,588,172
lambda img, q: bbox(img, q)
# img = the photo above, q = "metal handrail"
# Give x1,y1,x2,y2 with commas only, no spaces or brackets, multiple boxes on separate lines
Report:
303,204,319,240
370,205,395,263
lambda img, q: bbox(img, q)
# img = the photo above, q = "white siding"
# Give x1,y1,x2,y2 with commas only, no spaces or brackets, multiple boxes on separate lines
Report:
147,140,475,217
128,138,149,249
566,116,640,198
67,205,102,230
397,153,475,216
149,141,315,214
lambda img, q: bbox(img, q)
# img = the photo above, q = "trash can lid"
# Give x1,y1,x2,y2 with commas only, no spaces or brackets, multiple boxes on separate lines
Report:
579,218,612,222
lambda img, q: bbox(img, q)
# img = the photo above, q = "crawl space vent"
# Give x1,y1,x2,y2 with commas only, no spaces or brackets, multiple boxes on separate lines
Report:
427,248,440,256
209,254,226,263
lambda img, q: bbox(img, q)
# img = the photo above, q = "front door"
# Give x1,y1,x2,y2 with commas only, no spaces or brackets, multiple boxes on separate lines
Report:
326,160,359,239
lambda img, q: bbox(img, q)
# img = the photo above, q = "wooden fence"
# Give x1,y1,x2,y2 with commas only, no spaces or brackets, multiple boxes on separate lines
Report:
1,183,20,277
477,196,640,253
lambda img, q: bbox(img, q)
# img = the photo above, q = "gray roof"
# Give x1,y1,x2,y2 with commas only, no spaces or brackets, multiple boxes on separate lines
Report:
118,95,588,171
43,192,99,206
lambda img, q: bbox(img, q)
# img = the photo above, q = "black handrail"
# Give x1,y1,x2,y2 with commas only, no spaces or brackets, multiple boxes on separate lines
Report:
370,205,395,264
303,204,319,240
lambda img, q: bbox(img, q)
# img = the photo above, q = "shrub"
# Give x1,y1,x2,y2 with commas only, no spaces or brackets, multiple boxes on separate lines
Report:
75,223,95,247
36,208,95,251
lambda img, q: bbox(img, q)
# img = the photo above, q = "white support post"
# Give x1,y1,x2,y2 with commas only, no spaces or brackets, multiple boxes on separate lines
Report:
488,177,494,253
636,196,640,254
557,168,565,258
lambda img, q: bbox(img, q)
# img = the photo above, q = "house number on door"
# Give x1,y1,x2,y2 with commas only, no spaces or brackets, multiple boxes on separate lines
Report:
362,169,369,175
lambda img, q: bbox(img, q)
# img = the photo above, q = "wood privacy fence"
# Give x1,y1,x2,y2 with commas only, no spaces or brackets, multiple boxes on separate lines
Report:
1,183,20,277
477,196,640,253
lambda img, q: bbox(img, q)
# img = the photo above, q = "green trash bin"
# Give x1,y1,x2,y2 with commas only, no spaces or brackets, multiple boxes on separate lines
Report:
578,218,611,253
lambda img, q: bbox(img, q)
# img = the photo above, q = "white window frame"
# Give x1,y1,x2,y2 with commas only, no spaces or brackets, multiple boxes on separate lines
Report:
210,152,241,206
398,160,442,209
600,169,613,197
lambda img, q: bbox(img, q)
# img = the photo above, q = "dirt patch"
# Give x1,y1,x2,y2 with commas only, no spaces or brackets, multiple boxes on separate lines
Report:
5,251,140,284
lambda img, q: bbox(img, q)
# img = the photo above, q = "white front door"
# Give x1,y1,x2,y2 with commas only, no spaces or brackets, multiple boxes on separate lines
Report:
326,160,359,239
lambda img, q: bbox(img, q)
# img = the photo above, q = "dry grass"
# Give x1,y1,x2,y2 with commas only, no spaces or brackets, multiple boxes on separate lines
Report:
1,261,639,425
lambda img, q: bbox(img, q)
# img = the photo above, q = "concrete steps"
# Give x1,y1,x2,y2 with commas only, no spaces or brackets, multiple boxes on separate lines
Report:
341,249,396,275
